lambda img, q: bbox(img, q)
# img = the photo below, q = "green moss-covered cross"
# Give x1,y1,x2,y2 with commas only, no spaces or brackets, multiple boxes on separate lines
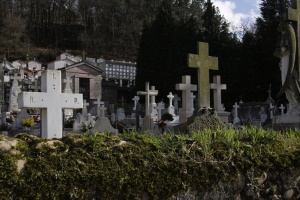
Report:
188,42,218,108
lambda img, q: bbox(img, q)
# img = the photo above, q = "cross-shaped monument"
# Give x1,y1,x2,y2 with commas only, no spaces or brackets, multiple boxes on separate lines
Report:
176,75,197,123
173,94,181,115
167,92,175,116
210,75,226,112
9,72,23,111
233,102,240,125
93,96,104,117
100,104,107,117
288,0,300,73
137,82,158,130
132,96,140,111
18,70,83,139
188,42,219,108
270,103,274,119
63,75,73,93
279,104,285,116
82,100,89,116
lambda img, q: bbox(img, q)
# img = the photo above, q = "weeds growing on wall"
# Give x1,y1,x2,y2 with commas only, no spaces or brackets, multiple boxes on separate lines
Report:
1,127,300,199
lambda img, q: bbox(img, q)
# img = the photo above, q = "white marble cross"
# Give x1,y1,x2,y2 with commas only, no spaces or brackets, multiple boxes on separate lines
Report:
18,70,83,139
210,75,226,112
93,96,104,117
100,104,107,117
176,75,197,112
11,72,23,83
173,94,181,114
82,100,89,116
270,103,274,119
150,86,158,113
137,82,158,116
167,92,175,116
63,74,72,93
279,104,285,116
132,96,140,110
157,100,165,121
233,102,240,125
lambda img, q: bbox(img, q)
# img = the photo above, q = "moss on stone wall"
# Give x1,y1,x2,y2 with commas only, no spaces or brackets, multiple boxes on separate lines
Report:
1,128,300,199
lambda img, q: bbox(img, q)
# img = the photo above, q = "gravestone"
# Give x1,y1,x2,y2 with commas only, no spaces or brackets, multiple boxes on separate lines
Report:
188,42,218,108
93,96,104,117
63,74,73,118
133,102,142,131
175,75,197,123
167,92,175,116
9,73,23,111
270,103,274,119
92,104,118,134
157,100,165,121
233,102,240,125
18,70,83,138
73,99,95,131
279,104,285,116
210,75,230,123
190,93,196,112
14,109,30,129
116,107,125,121
131,96,140,118
137,82,158,130
150,86,158,122
173,94,181,115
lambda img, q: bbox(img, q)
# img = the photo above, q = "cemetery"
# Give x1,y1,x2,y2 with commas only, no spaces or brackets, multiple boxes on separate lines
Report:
1,0,300,199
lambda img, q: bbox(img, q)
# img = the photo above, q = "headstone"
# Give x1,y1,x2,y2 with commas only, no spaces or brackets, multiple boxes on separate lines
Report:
14,109,30,129
116,107,125,121
63,74,73,93
279,104,285,116
93,96,104,117
150,86,158,121
157,100,165,121
82,100,89,116
175,75,197,123
18,70,83,138
131,96,140,118
137,82,158,130
270,103,274,119
92,104,118,134
259,106,268,123
9,73,22,111
133,102,142,131
210,75,226,112
167,92,175,116
188,42,219,108
111,113,116,124
173,94,181,115
233,102,240,125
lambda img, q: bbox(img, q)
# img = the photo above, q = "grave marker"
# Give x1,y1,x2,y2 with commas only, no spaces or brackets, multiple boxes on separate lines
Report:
188,42,218,108
175,75,197,123
233,102,240,125
167,92,175,116
210,75,226,111
279,104,285,116
18,70,83,138
93,96,104,117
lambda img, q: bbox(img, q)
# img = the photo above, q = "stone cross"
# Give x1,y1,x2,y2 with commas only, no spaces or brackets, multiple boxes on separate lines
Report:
132,102,141,131
33,79,40,92
173,94,181,114
150,86,158,114
137,82,158,130
93,96,104,117
270,103,274,119
288,0,300,73
279,104,285,116
188,42,219,108
11,72,23,83
210,75,226,112
63,75,72,93
137,82,158,116
176,75,197,123
239,100,244,104
167,92,174,107
100,104,107,117
233,102,240,125
18,70,83,139
132,96,140,110
9,72,23,111
157,100,165,121
167,92,175,116
82,100,89,116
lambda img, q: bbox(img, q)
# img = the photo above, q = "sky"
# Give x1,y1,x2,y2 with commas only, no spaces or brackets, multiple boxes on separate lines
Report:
211,0,262,31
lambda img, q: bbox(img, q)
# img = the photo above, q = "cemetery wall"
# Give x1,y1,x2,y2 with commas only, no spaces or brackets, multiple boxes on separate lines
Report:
1,130,300,199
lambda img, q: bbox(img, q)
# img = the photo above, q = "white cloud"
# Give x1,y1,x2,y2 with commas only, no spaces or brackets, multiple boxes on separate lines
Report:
211,0,260,31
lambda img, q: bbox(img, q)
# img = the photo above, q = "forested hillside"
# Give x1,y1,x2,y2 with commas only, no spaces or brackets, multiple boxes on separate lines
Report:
0,0,292,105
